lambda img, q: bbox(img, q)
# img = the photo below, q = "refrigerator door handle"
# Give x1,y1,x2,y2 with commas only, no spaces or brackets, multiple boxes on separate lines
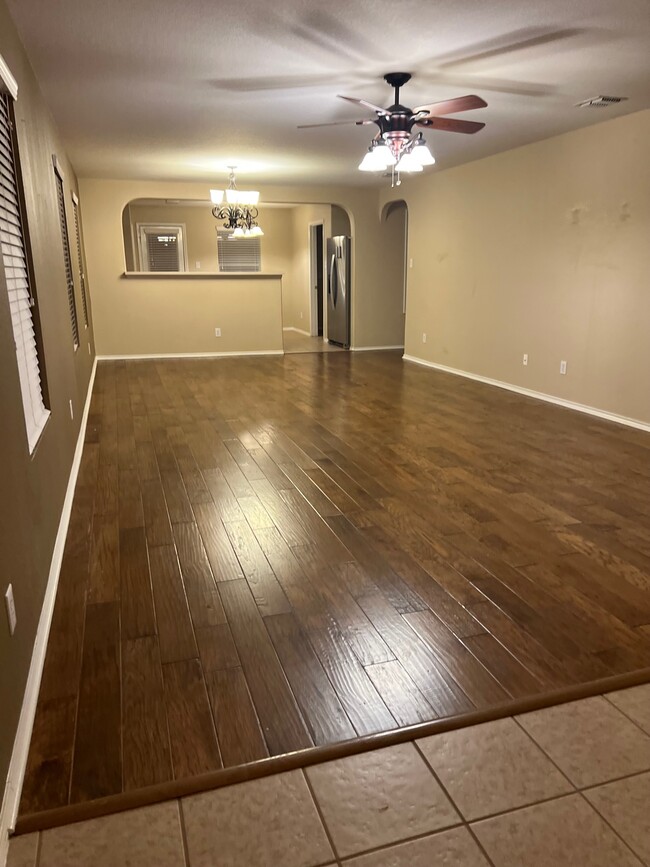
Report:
329,253,337,306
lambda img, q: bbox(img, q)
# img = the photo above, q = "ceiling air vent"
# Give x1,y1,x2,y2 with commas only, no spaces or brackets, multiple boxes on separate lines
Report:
575,96,628,108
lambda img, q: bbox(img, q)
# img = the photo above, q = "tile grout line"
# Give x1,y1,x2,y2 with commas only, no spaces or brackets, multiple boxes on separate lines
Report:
335,825,466,863
602,690,650,739
177,798,192,867
574,790,647,866
579,766,650,793
34,829,42,867
410,740,499,867
510,699,583,792
512,705,650,791
300,768,341,866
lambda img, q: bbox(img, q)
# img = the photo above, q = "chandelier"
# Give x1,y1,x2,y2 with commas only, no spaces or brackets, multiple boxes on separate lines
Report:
210,167,263,238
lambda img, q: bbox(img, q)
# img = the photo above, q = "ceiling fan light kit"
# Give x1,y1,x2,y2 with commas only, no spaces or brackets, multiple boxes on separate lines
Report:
300,72,487,186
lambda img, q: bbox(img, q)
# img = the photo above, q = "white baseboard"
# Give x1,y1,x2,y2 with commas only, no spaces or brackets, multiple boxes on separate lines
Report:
282,327,312,337
403,354,650,433
0,358,97,864
351,345,404,352
95,350,284,360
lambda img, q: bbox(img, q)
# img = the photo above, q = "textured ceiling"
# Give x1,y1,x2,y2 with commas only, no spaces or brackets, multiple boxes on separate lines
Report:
6,0,650,185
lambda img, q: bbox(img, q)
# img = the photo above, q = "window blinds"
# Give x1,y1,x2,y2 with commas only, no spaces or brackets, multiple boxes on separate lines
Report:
146,231,181,271
71,196,89,327
54,169,79,348
0,93,49,452
217,230,261,272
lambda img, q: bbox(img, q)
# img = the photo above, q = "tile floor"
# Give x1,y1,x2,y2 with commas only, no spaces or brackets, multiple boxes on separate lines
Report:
8,683,650,867
282,331,345,354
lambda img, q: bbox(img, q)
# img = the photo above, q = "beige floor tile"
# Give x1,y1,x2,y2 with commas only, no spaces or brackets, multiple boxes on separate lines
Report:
417,717,573,820
39,802,185,867
306,743,459,858
472,793,643,867
584,771,650,864
343,827,491,866
182,770,332,867
6,833,39,867
607,683,650,735
516,696,650,787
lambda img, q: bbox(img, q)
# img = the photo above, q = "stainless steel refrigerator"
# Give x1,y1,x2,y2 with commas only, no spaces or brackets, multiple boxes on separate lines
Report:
327,235,351,348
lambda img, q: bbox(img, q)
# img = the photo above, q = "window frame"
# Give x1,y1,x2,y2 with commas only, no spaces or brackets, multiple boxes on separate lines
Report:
70,191,89,329
137,223,188,272
52,154,80,350
0,63,51,454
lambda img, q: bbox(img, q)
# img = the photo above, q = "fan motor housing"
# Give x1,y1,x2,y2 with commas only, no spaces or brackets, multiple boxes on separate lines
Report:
378,112,413,136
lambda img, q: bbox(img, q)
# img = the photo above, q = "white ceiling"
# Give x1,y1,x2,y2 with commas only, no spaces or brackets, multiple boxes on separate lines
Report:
7,0,650,186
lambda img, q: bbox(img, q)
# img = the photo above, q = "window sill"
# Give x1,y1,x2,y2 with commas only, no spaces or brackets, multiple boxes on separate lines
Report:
121,271,283,279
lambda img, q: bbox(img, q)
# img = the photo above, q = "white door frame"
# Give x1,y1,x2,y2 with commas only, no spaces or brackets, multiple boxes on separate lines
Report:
308,221,326,338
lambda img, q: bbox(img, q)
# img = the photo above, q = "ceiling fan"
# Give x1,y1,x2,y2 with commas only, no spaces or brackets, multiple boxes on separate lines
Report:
298,72,487,177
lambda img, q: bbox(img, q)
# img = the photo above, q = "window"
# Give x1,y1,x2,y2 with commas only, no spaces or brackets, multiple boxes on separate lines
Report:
0,90,50,452
53,157,79,349
71,192,89,328
137,224,187,272
217,230,261,273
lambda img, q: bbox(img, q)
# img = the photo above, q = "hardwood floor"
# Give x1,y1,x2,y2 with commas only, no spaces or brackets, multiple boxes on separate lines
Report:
19,351,650,817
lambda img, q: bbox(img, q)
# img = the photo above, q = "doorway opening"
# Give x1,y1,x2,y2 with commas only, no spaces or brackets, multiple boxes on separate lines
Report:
380,199,408,350
310,222,324,338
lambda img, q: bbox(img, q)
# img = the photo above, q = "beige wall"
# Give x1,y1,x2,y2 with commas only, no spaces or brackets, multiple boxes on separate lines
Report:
94,274,283,355
381,108,650,424
0,0,96,798
284,204,331,332
372,201,407,348
80,177,408,354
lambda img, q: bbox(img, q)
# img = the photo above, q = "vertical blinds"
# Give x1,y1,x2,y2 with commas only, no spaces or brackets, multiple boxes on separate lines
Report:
72,197,89,327
217,230,261,272
55,169,79,347
0,92,49,451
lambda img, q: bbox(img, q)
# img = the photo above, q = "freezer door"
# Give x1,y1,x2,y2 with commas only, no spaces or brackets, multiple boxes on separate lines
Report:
327,236,350,347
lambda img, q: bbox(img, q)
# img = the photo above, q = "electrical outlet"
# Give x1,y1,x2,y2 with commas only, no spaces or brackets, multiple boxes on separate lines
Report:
300,311,303,319
5,584,16,636
214,328,221,337
523,353,528,366
69,399,74,419
560,360,567,375
422,332,427,343
409,258,413,268
195,261,201,269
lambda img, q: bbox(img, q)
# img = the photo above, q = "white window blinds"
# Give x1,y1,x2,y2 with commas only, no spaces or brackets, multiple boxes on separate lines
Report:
217,230,261,272
0,92,49,452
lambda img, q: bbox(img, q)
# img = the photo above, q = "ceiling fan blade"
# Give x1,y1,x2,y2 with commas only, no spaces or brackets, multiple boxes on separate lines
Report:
414,94,487,117
436,27,581,69
211,73,341,92
338,95,390,115
297,118,376,129
417,117,486,134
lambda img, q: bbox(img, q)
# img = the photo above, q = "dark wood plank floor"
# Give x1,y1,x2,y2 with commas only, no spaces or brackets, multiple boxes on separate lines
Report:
20,352,650,815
